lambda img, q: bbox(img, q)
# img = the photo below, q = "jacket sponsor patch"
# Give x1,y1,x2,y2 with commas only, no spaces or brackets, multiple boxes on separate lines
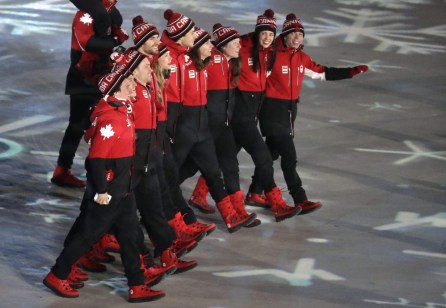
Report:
188,70,195,78
170,65,176,73
248,58,253,66
282,66,289,74
214,55,221,63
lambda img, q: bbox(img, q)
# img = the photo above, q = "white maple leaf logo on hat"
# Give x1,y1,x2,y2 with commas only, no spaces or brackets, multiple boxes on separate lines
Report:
80,13,93,25
100,124,115,140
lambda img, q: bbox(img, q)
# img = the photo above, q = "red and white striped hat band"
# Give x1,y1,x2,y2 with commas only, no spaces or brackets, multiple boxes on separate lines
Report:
164,9,195,41
212,24,240,48
192,27,211,50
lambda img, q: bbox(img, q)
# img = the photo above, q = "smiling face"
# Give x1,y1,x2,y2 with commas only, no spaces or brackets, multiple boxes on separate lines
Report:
140,35,160,56
133,57,152,85
284,31,304,50
258,30,275,48
118,75,136,99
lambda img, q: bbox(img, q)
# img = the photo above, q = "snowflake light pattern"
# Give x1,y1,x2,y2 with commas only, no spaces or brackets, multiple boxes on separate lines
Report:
303,8,446,55
139,0,246,14
0,0,73,36
335,0,432,9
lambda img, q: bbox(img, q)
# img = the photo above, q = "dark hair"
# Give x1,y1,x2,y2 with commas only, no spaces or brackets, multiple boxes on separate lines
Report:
189,47,210,71
215,43,242,87
251,31,276,73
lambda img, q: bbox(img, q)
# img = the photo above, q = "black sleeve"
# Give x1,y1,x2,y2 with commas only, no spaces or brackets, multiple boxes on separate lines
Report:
109,7,123,26
324,67,352,81
87,158,108,194
70,0,111,37
85,35,116,52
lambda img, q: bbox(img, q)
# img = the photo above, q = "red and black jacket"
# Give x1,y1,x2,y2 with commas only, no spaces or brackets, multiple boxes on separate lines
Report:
233,32,274,123
160,31,189,138
206,48,236,127
84,96,135,199
260,36,357,136
65,10,117,95
172,57,209,140
133,81,157,171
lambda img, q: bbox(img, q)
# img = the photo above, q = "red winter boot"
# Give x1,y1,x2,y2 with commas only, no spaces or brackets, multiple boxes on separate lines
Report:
43,271,79,298
172,239,198,258
160,247,197,274
128,285,165,303
266,187,302,222
100,233,120,253
188,176,216,214
297,200,322,215
51,165,86,188
216,196,256,233
67,269,84,289
186,220,217,236
90,242,115,263
76,251,107,272
230,191,261,228
245,192,270,208
140,254,175,287
70,265,89,281
168,212,206,243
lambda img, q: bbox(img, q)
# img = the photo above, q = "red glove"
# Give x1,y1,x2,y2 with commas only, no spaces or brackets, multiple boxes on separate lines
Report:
112,25,129,45
348,65,368,77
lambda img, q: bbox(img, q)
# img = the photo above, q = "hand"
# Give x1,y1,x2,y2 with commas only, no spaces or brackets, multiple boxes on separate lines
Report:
112,25,129,45
348,65,368,77
94,192,112,205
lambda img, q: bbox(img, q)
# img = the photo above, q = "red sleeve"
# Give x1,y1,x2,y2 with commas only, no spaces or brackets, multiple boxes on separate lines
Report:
72,11,95,51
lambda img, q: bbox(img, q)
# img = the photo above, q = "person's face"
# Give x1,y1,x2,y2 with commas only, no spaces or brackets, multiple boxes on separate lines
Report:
140,35,160,56
222,38,241,59
198,39,213,60
179,28,197,48
133,57,152,85
158,51,172,70
258,30,275,48
284,31,304,49
120,75,136,99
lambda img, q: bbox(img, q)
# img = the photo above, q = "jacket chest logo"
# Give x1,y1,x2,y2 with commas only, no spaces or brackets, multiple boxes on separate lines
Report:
214,55,221,63
299,65,304,73
282,66,289,74
248,58,253,66
170,65,176,73
142,90,149,99
188,70,196,78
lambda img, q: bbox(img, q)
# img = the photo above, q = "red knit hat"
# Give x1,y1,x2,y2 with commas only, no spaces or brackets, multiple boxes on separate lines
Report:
164,9,195,41
132,16,159,48
110,48,145,75
157,42,168,58
212,23,240,48
98,71,126,95
255,9,276,35
281,13,305,37
192,26,211,50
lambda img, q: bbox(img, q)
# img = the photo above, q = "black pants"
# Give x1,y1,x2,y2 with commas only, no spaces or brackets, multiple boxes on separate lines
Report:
180,125,240,195
133,147,176,257
265,134,307,204
159,121,197,224
57,94,100,168
172,125,227,204
52,190,144,286
232,120,276,194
